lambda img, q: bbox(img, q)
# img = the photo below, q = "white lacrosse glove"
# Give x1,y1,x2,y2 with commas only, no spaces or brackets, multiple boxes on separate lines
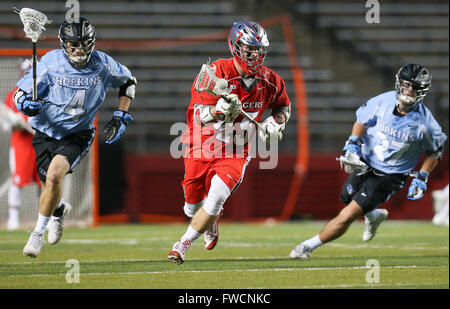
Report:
337,135,368,175
215,94,242,122
259,116,284,144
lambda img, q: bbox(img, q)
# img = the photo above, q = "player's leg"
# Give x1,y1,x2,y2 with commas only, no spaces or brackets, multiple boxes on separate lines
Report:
169,158,248,264
319,200,363,243
201,158,248,250
37,155,69,217
23,155,70,257
7,134,38,230
7,146,21,230
169,175,231,264
45,131,96,246
24,130,94,257
432,184,449,227
289,201,363,259
42,155,74,245
7,184,21,231
290,171,406,259
168,158,209,264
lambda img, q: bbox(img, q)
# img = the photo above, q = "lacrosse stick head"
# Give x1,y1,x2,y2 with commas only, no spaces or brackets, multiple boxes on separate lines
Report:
337,151,369,175
194,63,231,97
14,7,52,43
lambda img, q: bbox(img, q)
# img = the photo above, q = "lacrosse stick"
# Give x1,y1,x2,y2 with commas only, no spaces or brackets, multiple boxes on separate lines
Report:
194,62,264,132
14,7,52,101
337,151,369,175
0,103,35,134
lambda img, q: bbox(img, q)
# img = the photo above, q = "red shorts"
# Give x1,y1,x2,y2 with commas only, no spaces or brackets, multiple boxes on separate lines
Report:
9,133,40,187
182,157,249,204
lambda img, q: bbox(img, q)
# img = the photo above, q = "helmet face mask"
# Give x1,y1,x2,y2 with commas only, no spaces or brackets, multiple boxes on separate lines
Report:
395,64,431,113
59,18,96,69
228,21,269,75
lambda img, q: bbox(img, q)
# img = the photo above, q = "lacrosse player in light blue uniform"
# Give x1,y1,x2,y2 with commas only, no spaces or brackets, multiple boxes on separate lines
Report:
290,64,447,259
15,17,137,258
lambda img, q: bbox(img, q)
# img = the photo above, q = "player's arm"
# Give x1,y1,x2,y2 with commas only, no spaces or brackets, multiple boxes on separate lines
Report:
13,88,43,117
407,147,443,200
197,94,242,125
103,77,136,144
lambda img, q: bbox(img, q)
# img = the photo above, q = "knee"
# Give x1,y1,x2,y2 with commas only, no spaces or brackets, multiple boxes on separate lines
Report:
336,207,360,226
44,169,64,189
45,156,69,189
203,175,231,216
183,200,204,218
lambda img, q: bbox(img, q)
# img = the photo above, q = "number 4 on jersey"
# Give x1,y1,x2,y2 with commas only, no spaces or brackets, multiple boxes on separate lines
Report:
64,89,86,122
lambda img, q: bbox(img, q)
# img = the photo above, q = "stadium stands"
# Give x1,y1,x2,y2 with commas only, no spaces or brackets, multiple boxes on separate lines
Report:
296,0,449,150
0,0,448,153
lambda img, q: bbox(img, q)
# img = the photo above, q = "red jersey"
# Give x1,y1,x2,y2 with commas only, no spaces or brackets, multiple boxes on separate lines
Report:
3,86,39,186
3,86,33,142
181,58,290,159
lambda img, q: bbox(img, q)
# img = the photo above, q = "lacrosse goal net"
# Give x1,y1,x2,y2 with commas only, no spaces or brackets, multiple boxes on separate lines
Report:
0,48,99,229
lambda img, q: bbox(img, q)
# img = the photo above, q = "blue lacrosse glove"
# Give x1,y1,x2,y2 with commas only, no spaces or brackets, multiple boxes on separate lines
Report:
16,92,42,117
407,171,429,200
103,110,133,144
342,135,362,157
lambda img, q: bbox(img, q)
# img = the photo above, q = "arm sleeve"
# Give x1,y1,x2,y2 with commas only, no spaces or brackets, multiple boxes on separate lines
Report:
268,75,291,110
355,97,379,127
422,112,447,153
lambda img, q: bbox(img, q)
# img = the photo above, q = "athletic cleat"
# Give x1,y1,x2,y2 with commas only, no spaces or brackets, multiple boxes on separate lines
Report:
204,221,219,250
23,231,45,258
363,209,388,242
47,202,72,245
289,243,312,259
432,190,447,214
168,239,191,265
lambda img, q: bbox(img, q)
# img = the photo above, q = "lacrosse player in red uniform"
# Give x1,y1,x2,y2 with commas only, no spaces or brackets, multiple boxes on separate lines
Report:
168,21,292,264
2,59,40,230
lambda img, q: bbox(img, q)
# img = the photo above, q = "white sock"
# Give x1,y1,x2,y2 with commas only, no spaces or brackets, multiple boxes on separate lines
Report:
303,234,323,250
8,206,19,223
365,209,380,222
180,225,202,243
33,214,51,234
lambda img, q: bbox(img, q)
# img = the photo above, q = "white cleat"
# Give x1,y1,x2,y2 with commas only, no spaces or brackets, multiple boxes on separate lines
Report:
289,243,312,259
168,239,191,265
23,231,45,258
363,209,388,242
204,221,219,250
48,202,72,245
432,190,447,213
432,214,449,227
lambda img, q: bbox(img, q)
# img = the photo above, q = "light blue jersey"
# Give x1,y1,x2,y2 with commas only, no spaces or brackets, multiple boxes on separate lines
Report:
356,90,447,174
17,49,132,139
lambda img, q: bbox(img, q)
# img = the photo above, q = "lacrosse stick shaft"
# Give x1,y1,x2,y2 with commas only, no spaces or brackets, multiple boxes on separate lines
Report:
240,109,264,131
32,42,37,101
217,94,263,131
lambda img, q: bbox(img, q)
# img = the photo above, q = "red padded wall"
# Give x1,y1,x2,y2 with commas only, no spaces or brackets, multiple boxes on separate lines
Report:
122,153,448,222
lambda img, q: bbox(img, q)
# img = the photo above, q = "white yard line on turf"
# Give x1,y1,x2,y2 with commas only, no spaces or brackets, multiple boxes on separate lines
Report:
2,265,448,277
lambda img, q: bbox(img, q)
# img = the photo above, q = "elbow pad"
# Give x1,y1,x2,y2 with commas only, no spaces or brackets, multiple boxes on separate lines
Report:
119,77,137,100
273,105,291,124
